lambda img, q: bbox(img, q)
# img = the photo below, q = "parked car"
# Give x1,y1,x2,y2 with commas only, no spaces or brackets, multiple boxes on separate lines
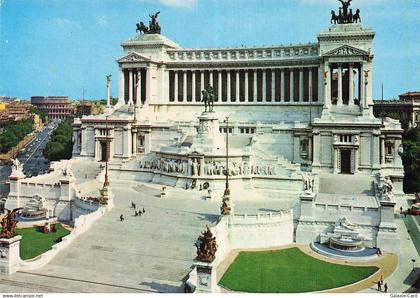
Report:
408,203,420,216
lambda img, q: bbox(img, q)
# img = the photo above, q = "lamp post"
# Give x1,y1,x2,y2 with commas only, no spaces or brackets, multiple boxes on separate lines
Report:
224,115,230,196
221,114,232,216
104,115,110,188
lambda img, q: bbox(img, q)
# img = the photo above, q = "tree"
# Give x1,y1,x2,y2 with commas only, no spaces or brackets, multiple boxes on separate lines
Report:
43,118,73,161
401,126,420,193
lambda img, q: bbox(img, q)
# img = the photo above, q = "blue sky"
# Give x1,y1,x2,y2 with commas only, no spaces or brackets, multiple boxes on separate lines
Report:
0,0,419,100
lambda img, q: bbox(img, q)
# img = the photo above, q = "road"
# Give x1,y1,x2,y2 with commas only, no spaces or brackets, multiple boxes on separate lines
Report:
0,120,60,196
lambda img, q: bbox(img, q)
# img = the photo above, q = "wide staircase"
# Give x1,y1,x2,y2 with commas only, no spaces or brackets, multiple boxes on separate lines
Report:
251,145,301,178
319,173,375,195
5,182,218,293
70,159,103,196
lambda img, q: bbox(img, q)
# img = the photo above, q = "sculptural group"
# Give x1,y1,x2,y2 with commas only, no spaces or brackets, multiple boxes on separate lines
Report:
195,226,217,263
331,0,361,24
0,208,22,238
136,12,161,35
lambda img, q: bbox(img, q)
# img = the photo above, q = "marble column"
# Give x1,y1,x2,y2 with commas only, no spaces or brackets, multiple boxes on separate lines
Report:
209,70,213,87
192,70,196,102
312,131,321,168
136,69,141,107
200,70,205,94
323,62,331,110
236,70,240,102
262,69,267,102
218,70,222,102
227,70,231,102
308,69,313,101
280,69,285,101
183,70,187,102
132,131,137,156
299,69,304,102
380,137,385,165
118,68,124,104
106,75,111,109
290,69,294,101
360,64,366,109
245,70,249,102
271,69,276,102
337,65,343,106
253,70,258,101
372,131,381,170
318,66,323,104
349,64,354,105
174,71,178,101
128,69,133,105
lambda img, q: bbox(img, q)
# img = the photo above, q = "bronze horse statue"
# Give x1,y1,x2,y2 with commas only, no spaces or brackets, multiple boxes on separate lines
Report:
201,85,215,112
353,9,361,23
136,22,148,35
331,11,339,24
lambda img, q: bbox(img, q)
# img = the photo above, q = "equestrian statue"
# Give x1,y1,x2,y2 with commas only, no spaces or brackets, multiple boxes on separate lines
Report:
201,84,215,113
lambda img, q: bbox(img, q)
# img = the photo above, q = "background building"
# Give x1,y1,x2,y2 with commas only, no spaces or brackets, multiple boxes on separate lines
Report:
73,100,106,117
0,100,32,122
31,96,74,119
373,91,420,127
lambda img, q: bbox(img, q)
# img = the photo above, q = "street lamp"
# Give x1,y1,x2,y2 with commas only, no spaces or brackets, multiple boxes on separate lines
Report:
103,115,110,188
224,115,230,196
220,114,232,216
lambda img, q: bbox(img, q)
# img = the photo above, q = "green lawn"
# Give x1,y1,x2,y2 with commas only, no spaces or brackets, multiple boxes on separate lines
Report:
17,223,71,260
219,248,378,293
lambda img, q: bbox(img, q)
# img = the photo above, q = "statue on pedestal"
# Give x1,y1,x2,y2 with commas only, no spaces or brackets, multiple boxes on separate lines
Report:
201,84,215,113
11,159,23,175
301,172,314,194
0,208,22,238
195,225,217,263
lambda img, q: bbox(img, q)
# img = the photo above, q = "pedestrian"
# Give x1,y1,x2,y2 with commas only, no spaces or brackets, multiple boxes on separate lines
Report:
377,280,381,291
131,201,135,209
120,214,124,222
135,211,138,217
138,210,142,216
384,283,388,293
133,203,136,210
400,206,403,213
142,207,145,214
380,275,383,286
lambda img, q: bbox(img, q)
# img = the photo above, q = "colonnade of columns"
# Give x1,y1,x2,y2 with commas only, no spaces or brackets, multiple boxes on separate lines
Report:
118,68,147,107
329,63,362,106
169,68,319,103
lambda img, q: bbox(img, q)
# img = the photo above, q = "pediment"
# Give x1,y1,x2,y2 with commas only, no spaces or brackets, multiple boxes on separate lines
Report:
117,52,151,63
324,45,369,57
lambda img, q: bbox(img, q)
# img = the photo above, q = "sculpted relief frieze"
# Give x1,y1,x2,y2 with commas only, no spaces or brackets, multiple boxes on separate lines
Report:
324,45,368,57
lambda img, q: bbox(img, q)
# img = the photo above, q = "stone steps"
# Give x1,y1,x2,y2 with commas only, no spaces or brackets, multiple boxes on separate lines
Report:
319,173,375,195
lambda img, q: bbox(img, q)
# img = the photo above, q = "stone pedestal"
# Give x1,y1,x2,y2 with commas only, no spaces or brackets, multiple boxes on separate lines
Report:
296,192,316,244
6,171,26,210
377,200,400,253
0,236,22,274
194,261,220,293
192,112,225,152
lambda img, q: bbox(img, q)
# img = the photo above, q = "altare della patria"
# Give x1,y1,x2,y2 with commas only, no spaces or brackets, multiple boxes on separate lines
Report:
0,0,417,294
